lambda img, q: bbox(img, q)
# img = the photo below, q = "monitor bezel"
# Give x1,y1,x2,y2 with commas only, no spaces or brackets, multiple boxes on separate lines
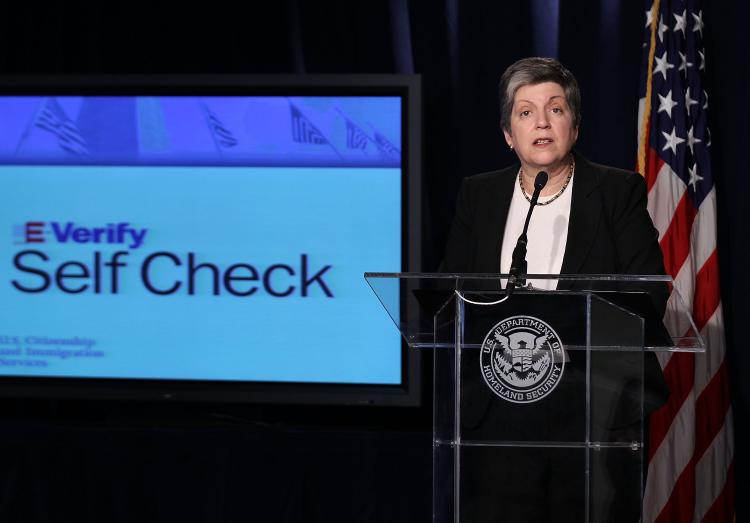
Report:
0,74,422,407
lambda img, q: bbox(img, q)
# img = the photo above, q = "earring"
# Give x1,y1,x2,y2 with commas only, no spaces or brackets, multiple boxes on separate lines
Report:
508,144,513,150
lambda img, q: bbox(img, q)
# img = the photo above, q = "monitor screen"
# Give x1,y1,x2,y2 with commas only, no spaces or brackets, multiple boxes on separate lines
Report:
0,76,421,405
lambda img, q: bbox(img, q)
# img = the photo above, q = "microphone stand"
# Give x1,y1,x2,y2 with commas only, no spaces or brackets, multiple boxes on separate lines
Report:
506,171,548,297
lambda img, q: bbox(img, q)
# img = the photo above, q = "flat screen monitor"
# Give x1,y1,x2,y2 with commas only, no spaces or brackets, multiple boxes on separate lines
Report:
0,75,421,406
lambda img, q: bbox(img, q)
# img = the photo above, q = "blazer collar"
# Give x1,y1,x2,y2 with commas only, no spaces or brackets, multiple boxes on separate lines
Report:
559,151,603,275
490,152,603,276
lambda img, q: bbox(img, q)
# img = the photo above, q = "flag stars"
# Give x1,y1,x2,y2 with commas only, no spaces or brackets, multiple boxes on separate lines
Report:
658,16,669,42
674,9,687,35
703,89,709,109
692,11,704,36
662,126,685,155
688,164,704,190
646,8,654,28
699,50,706,70
678,52,693,74
687,126,702,154
685,87,699,114
658,90,679,118
654,51,675,80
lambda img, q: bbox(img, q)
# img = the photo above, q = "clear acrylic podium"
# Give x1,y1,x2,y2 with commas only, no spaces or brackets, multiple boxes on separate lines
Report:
365,273,703,523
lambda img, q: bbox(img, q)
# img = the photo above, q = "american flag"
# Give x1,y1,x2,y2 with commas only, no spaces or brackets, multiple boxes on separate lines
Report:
289,104,328,145
345,118,371,150
35,97,88,156
637,1,735,521
201,102,238,149
373,130,400,160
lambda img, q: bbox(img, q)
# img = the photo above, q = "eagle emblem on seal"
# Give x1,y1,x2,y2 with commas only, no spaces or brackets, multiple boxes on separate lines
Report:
480,316,565,403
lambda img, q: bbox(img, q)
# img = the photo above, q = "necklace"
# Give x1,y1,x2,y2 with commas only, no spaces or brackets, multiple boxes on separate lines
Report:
518,156,575,206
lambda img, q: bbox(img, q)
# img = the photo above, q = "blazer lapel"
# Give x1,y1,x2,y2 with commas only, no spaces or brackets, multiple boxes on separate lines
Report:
482,166,517,272
559,153,602,275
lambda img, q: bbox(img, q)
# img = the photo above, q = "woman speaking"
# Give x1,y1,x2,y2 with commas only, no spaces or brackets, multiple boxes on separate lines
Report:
442,57,669,522
443,57,666,286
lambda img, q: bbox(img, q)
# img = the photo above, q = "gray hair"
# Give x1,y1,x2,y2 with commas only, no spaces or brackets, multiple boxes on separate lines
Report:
499,57,581,133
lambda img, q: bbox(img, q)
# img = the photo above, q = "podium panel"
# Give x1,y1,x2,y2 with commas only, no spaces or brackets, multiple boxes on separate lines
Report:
366,273,702,523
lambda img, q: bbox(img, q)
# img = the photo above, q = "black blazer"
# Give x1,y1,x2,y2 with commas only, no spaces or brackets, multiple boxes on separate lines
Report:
442,151,670,417
443,151,666,281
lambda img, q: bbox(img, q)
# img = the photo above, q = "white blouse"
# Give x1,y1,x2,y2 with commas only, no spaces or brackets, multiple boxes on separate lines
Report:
499,174,574,290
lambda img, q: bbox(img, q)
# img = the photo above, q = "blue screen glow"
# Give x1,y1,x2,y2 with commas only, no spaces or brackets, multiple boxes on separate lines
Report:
0,95,402,385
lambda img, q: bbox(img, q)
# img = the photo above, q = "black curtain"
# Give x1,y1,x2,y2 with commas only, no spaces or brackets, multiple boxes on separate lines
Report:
0,1,747,521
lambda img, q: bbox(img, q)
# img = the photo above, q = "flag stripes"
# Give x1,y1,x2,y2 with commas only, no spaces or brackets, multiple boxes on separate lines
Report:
659,194,697,277
692,251,720,331
699,435,734,522
646,164,680,240
289,104,329,145
649,353,694,460
35,97,88,156
694,359,730,458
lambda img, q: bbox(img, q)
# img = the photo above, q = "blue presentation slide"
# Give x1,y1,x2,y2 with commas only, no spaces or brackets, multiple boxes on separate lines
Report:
0,95,403,384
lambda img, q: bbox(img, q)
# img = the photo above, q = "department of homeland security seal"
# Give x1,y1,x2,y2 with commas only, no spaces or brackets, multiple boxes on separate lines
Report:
480,315,565,404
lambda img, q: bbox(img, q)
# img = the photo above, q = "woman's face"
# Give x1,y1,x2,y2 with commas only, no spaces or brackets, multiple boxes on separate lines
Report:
503,82,579,174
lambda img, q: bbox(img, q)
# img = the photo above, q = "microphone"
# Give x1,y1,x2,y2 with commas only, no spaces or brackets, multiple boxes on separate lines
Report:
507,171,548,296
